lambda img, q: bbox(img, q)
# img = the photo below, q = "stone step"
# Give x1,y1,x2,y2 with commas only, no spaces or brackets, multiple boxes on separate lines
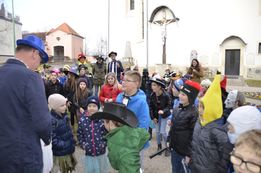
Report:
226,76,247,86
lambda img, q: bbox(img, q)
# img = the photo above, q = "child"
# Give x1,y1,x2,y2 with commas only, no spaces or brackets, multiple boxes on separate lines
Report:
77,96,110,173
230,129,261,173
149,76,171,156
169,80,201,173
99,72,122,105
74,77,92,120
191,75,233,173
226,105,261,144
48,94,76,173
91,102,150,173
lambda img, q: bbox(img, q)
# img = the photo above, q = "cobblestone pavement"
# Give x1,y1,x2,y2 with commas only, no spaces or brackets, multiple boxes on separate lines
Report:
73,132,171,173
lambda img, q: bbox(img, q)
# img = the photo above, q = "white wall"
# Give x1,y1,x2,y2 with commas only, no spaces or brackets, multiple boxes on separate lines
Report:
109,0,261,73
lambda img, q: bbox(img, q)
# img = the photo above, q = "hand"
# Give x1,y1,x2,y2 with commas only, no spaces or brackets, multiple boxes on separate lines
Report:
108,98,113,102
158,110,164,115
79,108,85,114
67,101,71,107
185,156,191,165
167,119,172,126
153,118,158,124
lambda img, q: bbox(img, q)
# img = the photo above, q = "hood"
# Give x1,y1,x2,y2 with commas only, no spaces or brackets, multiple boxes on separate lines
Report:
200,75,223,126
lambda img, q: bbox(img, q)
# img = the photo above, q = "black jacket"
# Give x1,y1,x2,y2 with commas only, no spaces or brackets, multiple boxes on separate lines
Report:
191,120,233,173
169,104,198,156
149,91,171,119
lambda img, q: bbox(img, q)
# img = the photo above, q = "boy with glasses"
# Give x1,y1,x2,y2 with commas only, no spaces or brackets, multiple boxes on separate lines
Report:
231,129,261,173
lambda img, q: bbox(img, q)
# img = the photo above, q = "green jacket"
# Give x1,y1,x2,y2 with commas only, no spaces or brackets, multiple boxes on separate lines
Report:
106,125,150,173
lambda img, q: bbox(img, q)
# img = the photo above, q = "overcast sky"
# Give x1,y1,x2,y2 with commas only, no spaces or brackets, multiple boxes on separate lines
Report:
4,0,108,51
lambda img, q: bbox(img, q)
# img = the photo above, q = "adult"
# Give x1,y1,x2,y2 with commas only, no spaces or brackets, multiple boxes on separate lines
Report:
186,58,204,83
107,51,124,82
0,35,52,172
92,55,106,96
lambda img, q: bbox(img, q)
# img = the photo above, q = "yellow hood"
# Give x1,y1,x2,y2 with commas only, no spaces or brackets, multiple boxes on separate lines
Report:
200,75,223,126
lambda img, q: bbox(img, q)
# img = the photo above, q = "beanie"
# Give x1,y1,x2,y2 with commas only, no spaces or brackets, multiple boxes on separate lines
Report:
77,77,88,87
173,78,184,91
180,80,201,105
86,96,100,109
48,94,67,111
227,105,261,141
225,90,238,108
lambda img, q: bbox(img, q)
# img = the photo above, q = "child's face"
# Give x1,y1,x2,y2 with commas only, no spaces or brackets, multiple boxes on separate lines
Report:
232,145,261,173
107,76,115,85
79,82,87,90
198,102,204,117
151,82,161,93
56,103,67,114
87,103,98,116
122,75,138,94
50,73,58,82
179,91,189,105
79,68,86,76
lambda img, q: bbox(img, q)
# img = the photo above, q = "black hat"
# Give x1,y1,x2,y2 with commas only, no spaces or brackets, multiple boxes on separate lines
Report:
180,80,201,105
91,102,138,127
149,76,166,88
108,51,117,57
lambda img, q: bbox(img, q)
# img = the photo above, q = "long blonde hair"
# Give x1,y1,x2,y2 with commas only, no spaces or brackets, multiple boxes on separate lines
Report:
104,72,120,89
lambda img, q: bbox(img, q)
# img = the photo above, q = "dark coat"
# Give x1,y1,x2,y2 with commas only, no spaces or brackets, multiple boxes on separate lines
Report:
0,59,52,173
191,120,233,173
149,91,171,119
51,110,75,156
169,105,198,157
45,79,64,99
77,113,107,156
92,62,106,86
107,60,124,82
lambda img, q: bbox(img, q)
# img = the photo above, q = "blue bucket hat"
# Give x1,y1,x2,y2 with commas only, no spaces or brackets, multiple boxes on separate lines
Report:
16,35,49,63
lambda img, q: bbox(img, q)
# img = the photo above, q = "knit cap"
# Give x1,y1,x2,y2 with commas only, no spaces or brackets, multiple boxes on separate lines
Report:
173,78,184,91
227,105,261,138
48,94,67,111
180,80,201,105
86,96,100,109
77,77,88,87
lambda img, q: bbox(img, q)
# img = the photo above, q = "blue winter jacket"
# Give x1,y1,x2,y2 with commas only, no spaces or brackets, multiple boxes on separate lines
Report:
0,59,52,173
51,110,75,156
116,89,150,130
77,113,108,156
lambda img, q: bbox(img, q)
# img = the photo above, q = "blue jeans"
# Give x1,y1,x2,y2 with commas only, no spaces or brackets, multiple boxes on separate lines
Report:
171,149,191,173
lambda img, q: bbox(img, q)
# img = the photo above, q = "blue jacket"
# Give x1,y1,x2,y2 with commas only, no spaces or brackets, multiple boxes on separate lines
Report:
51,110,75,156
77,113,107,156
116,89,150,130
0,59,52,173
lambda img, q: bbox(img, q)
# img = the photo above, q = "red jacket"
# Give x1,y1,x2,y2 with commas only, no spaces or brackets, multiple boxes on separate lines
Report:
99,84,121,104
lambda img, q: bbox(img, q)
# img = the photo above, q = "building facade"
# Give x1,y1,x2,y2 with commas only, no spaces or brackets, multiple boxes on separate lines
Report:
108,0,261,79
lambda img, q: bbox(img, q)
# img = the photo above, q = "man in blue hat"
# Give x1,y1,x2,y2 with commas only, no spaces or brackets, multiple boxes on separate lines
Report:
0,35,52,173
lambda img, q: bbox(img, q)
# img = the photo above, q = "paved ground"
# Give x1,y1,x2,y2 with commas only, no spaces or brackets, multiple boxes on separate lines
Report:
73,131,171,173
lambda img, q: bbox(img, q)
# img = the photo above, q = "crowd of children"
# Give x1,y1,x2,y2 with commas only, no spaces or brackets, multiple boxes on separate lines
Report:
37,53,261,173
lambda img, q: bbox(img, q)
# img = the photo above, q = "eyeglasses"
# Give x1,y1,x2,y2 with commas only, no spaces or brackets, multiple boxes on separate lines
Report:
230,149,261,173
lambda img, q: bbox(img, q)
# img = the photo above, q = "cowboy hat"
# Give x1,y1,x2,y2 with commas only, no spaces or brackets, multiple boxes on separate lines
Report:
91,102,138,128
149,76,166,88
108,51,117,57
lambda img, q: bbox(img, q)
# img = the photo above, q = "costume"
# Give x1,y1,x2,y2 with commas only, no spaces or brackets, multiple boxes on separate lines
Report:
106,125,149,173
191,75,233,173
91,102,150,173
0,59,52,172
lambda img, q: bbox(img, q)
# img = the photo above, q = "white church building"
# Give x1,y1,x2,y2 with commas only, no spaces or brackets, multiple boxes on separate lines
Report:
108,0,261,79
